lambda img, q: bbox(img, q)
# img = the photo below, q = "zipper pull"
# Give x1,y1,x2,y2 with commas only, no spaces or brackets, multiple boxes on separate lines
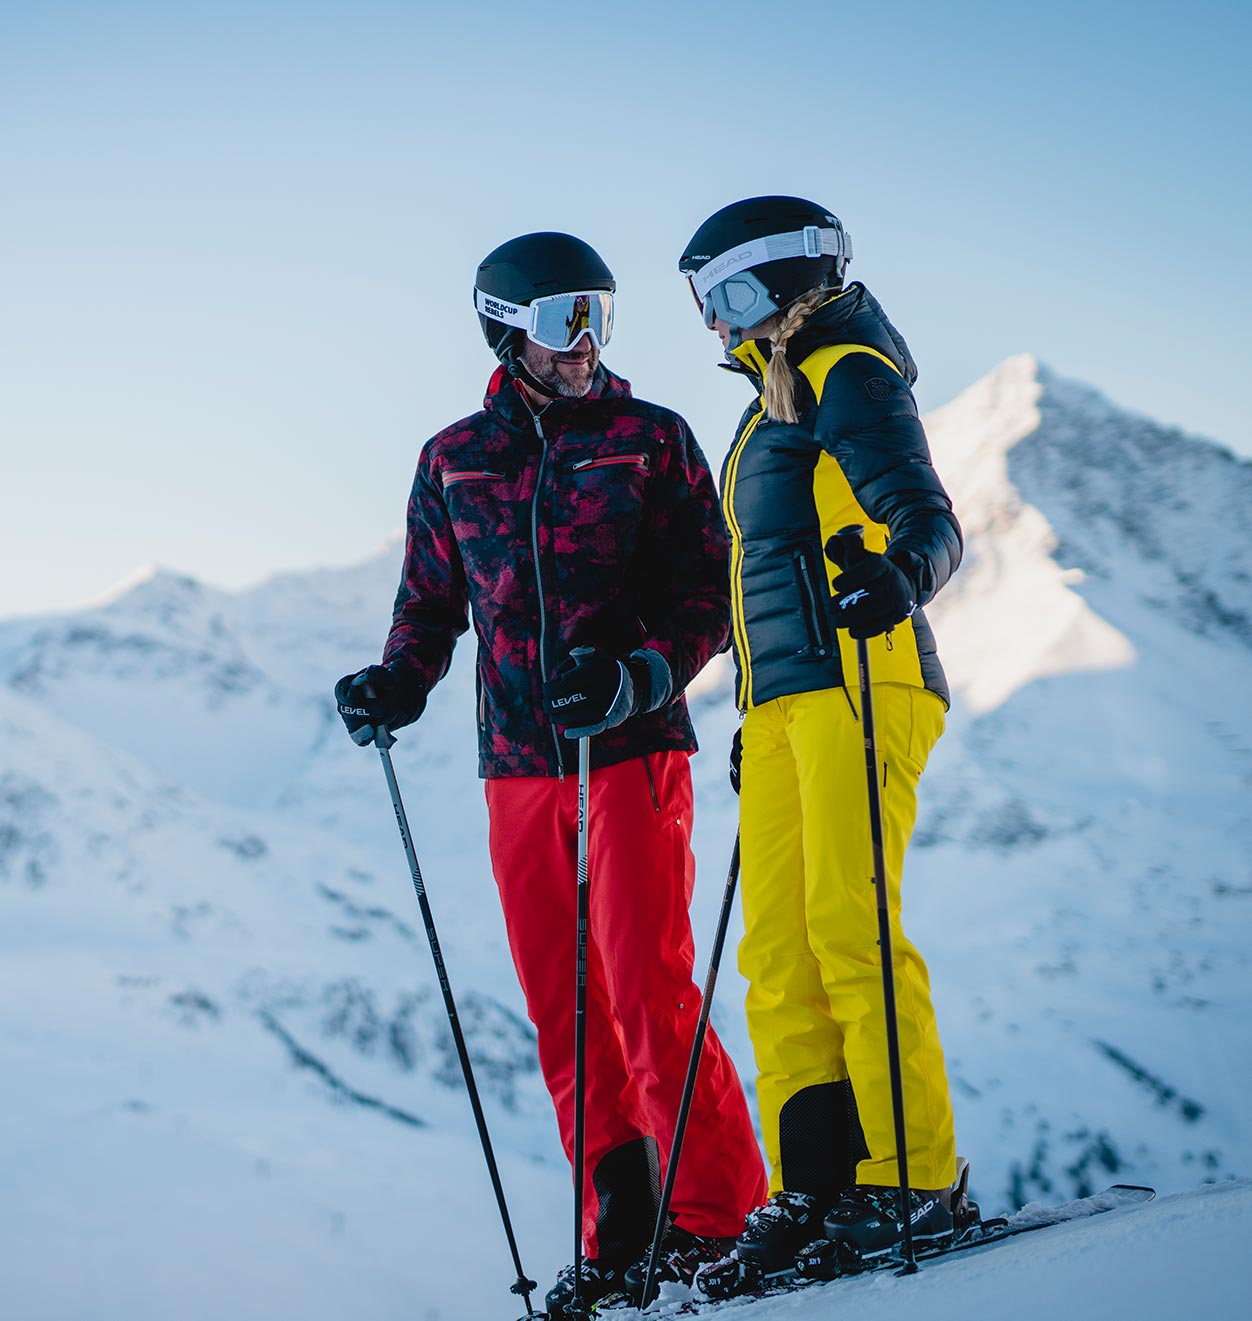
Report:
842,686,860,722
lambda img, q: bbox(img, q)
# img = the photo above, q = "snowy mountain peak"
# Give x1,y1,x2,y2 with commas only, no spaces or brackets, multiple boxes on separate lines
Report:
929,352,1045,469
925,355,1251,712
92,562,205,609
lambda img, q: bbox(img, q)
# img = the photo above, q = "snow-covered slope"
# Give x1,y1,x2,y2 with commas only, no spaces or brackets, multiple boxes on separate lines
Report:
738,1181,1252,1321
0,565,569,1319
914,356,1251,1207
2,356,1249,1319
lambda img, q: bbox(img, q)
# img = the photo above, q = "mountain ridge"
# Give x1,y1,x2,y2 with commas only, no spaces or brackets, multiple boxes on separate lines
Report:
2,355,1248,1318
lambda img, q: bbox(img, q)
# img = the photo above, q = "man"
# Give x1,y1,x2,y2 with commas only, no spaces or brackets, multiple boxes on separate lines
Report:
335,232,766,1317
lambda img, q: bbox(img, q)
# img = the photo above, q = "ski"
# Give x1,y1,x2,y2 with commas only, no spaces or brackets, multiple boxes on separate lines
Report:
590,1184,1155,1315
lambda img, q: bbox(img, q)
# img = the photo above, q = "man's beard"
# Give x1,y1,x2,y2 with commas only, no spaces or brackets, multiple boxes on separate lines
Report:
520,340,599,398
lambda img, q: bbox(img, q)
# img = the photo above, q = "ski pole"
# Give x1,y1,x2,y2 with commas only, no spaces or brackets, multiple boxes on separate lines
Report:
638,833,742,1312
831,525,918,1274
570,733,592,1320
373,725,546,1319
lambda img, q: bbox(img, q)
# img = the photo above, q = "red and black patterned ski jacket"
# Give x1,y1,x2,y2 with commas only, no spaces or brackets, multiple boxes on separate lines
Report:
382,364,731,779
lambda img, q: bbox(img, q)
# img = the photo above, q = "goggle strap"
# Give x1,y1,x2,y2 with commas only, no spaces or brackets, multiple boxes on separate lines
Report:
688,225,851,302
475,287,534,329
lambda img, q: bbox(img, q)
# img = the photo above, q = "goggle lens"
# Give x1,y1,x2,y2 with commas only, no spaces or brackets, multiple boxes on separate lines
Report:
528,290,613,351
686,276,717,329
687,272,776,332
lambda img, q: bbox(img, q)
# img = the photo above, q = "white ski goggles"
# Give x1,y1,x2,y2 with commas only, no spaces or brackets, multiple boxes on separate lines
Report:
475,288,614,351
682,223,852,329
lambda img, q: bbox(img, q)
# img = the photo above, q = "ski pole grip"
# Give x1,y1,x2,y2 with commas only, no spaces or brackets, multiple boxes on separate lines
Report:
828,523,868,571
357,679,398,749
554,644,596,678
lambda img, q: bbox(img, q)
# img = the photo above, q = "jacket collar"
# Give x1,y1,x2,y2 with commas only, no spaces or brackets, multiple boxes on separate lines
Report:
483,361,633,429
725,282,917,389
728,338,771,380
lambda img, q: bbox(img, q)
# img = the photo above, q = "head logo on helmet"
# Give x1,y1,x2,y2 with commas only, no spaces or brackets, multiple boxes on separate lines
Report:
678,196,852,332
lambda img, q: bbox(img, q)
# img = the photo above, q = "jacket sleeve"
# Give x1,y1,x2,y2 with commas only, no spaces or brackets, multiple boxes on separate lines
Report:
634,416,732,695
815,352,962,606
381,447,470,704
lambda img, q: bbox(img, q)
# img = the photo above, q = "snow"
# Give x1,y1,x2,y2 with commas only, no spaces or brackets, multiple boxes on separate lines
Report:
923,355,1139,712
732,1182,1252,1320
2,356,1250,1319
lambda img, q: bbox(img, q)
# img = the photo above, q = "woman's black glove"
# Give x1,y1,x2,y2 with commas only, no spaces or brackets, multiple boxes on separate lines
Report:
334,665,426,746
729,726,743,795
543,646,672,739
825,542,917,640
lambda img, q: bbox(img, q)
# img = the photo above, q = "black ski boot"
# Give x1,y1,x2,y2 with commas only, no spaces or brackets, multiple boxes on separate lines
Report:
821,1183,954,1267
544,1258,629,1319
796,1157,976,1281
695,1191,826,1299
621,1226,738,1305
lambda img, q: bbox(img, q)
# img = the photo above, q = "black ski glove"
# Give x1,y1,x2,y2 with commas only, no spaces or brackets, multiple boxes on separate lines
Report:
334,665,426,746
542,646,673,739
825,542,917,640
729,725,742,796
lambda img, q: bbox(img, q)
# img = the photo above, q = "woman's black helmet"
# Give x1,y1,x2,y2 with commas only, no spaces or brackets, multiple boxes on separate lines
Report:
474,232,616,360
678,196,852,330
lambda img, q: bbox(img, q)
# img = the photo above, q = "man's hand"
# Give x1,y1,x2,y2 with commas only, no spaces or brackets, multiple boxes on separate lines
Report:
334,665,426,746
729,725,742,796
542,646,672,739
825,542,917,641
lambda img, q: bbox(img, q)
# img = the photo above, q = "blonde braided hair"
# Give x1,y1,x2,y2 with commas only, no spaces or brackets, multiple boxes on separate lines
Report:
760,288,831,424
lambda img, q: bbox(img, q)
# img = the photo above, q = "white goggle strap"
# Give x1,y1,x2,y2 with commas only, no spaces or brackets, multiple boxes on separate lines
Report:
475,287,534,331
689,224,852,303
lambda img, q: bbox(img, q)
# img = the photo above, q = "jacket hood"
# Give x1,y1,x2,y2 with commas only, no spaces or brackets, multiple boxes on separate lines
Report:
728,282,918,387
483,361,634,425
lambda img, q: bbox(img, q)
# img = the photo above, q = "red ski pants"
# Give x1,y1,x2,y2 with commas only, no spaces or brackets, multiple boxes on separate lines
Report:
485,751,766,1260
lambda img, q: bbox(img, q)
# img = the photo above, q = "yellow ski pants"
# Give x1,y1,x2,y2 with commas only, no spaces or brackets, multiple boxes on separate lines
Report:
739,683,957,1194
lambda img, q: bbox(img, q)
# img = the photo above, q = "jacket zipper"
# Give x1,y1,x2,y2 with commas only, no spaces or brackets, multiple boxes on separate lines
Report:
443,469,506,486
723,408,765,711
793,548,832,658
529,410,565,779
569,454,649,473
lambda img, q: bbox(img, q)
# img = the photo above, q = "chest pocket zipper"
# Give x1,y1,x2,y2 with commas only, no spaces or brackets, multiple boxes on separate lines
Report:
793,548,833,658
443,469,507,487
569,454,650,474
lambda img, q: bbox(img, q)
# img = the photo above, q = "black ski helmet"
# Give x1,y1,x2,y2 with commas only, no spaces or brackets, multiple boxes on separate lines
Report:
474,232,616,361
678,196,852,329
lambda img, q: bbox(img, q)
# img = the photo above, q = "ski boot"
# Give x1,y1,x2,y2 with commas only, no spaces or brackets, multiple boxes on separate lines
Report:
695,1191,825,1300
796,1159,973,1281
620,1226,738,1307
826,1186,953,1269
544,1258,629,1319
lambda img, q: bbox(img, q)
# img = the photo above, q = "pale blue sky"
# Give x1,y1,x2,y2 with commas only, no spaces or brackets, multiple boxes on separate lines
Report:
2,0,1248,617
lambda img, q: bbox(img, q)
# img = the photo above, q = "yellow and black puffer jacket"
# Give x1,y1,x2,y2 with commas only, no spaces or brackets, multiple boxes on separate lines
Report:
719,282,961,711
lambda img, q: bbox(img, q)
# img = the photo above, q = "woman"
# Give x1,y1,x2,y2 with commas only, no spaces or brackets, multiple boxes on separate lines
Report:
676,196,964,1288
